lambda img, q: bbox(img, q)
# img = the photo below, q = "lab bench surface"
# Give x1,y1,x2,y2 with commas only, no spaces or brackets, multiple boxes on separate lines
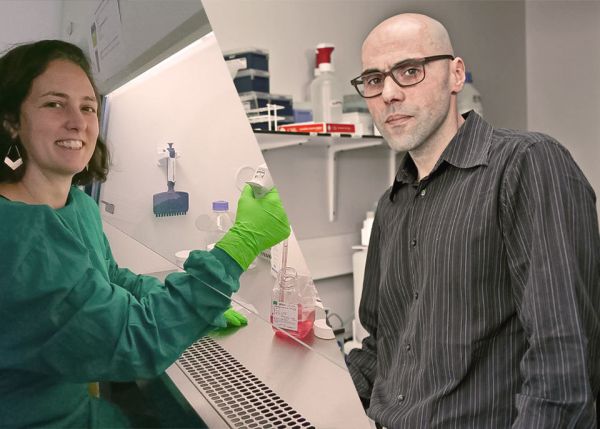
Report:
155,257,371,428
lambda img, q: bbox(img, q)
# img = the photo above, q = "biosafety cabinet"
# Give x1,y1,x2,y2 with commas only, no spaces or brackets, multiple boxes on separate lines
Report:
93,5,369,428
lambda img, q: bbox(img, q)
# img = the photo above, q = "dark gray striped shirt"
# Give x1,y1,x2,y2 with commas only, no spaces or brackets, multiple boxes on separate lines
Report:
346,112,599,428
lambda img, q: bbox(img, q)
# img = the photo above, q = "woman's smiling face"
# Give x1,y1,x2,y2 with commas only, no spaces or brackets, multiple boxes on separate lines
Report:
12,59,99,181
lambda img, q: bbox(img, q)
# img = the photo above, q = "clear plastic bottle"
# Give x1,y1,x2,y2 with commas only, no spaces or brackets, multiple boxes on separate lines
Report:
270,267,315,339
309,43,342,123
195,200,233,250
457,71,484,117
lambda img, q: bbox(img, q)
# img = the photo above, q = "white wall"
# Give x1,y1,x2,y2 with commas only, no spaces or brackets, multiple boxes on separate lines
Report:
0,0,62,53
526,1,600,200
203,0,527,130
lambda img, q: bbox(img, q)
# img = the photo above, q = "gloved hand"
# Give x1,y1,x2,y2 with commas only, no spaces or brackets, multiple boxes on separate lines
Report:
223,307,248,327
216,185,290,270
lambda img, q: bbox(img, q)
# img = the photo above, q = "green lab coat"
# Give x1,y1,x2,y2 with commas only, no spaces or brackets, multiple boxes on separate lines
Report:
0,187,242,428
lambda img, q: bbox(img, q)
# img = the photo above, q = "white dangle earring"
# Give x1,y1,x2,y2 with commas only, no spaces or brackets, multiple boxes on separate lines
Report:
4,145,23,171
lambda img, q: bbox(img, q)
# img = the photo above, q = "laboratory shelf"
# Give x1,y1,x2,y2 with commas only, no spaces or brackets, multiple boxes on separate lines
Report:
254,130,396,221
255,129,383,151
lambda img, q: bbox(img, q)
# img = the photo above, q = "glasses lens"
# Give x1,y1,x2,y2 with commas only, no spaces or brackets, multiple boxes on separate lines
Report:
358,72,385,97
392,62,425,86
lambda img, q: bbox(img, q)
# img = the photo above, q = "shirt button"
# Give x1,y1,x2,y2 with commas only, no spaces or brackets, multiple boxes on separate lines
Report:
419,188,427,197
405,343,411,351
410,239,417,247
414,292,419,300
398,394,405,402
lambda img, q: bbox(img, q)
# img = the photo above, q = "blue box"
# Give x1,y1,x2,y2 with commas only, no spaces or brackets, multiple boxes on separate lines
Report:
234,69,270,93
224,48,269,72
293,108,313,123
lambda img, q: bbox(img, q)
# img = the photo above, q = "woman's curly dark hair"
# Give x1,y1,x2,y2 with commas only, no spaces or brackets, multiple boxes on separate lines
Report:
0,40,109,185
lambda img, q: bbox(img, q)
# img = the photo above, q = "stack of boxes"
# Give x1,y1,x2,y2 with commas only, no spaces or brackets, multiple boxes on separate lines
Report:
224,48,294,130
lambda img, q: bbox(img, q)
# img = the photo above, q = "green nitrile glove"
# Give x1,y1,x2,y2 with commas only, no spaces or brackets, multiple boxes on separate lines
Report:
216,185,291,270
223,307,248,327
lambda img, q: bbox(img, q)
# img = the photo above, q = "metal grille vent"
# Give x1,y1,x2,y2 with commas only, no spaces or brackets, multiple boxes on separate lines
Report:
177,336,316,429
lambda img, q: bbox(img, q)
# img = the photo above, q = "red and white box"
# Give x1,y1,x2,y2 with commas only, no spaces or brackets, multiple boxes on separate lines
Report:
278,122,356,134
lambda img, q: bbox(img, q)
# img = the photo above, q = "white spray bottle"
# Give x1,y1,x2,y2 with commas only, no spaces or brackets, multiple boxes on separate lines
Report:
309,43,343,123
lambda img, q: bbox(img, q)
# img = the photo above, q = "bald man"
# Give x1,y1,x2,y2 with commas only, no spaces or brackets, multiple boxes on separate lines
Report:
345,13,599,428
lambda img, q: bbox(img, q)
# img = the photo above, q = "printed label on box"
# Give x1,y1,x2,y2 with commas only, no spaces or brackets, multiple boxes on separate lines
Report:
278,122,355,133
271,301,299,331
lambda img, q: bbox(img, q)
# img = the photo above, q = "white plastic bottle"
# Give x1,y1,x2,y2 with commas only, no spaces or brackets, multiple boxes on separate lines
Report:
457,71,484,117
309,43,343,123
195,200,233,250
361,210,375,246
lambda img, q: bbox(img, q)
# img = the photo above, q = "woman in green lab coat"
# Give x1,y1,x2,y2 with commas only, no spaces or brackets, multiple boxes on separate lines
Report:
0,40,290,428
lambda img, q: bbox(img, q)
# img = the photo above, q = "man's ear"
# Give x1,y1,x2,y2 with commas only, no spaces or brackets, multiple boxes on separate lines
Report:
450,57,466,94
2,118,18,139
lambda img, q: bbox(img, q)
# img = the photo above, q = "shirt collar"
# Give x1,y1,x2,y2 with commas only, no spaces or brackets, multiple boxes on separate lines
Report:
390,111,494,201
440,111,493,170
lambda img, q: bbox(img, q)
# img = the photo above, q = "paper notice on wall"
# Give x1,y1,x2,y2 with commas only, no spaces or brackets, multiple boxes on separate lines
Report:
88,0,125,81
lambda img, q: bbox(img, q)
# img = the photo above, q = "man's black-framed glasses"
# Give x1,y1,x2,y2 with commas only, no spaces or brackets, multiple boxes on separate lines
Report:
350,54,455,98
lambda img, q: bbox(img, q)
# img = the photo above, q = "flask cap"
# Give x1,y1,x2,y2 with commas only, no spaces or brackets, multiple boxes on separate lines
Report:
212,200,229,211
